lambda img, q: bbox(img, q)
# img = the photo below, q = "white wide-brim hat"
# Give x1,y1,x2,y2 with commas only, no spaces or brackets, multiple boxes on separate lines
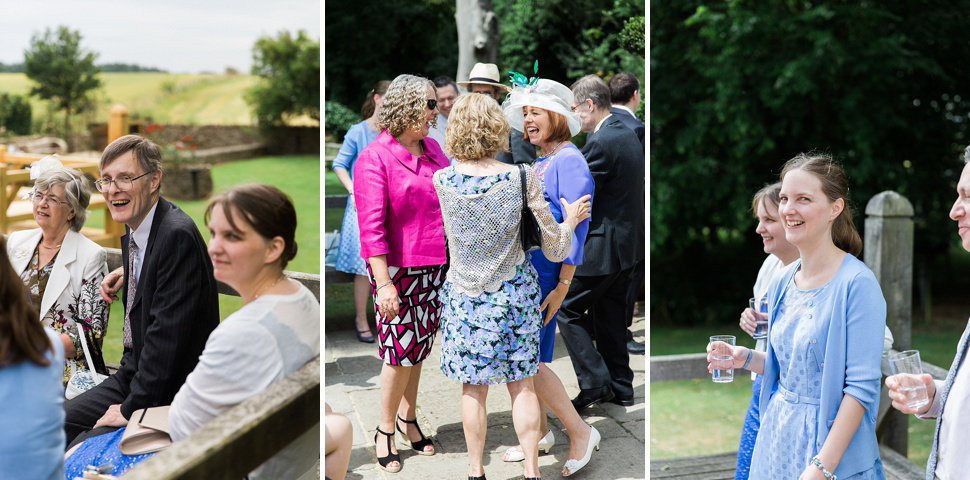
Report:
457,63,511,92
503,79,582,137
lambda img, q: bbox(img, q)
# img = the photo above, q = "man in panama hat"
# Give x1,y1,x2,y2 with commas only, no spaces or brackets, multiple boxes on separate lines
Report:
460,62,536,165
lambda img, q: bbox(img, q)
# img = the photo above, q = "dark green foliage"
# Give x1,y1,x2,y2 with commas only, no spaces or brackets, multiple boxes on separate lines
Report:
0,62,24,73
495,0,644,84
98,63,166,73
246,30,321,127
323,0,644,110
620,16,645,53
325,101,359,141
324,0,458,109
23,26,102,137
652,1,970,325
0,94,32,135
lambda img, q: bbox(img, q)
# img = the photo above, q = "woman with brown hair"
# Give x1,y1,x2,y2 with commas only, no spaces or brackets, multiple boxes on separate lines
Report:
0,236,66,480
64,183,320,479
708,154,887,479
333,80,390,343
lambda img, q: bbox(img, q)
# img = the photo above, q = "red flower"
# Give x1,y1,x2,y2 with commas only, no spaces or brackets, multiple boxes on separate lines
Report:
189,144,197,150
182,135,192,142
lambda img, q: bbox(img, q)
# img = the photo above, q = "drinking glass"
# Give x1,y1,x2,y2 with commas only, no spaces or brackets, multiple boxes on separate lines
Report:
710,335,736,383
749,297,769,340
889,350,930,410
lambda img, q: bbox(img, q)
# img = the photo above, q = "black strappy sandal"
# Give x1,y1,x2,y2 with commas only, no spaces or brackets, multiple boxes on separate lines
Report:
396,415,435,455
374,427,401,473
468,476,486,480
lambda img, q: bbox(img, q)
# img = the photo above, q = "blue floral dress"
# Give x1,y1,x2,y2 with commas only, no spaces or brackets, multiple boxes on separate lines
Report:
750,277,884,480
437,170,542,385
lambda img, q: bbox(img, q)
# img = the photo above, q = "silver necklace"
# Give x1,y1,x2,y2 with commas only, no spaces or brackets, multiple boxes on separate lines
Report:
540,141,565,158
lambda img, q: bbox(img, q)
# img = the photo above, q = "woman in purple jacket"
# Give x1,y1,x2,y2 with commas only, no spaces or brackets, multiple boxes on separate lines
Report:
353,74,448,474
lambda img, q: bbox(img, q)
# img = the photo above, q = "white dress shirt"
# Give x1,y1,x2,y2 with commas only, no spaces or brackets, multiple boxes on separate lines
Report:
128,200,158,287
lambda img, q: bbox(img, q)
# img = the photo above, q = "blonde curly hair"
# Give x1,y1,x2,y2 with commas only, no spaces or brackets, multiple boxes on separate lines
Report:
378,74,437,137
444,94,510,162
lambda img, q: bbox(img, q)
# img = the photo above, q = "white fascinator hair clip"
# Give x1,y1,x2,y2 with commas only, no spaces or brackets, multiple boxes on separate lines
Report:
29,154,64,180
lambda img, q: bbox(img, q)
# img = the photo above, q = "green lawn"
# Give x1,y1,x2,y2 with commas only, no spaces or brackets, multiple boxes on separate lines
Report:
650,318,966,469
97,154,319,364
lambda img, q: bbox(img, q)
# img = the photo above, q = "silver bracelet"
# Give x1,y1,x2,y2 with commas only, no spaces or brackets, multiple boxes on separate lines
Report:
811,455,837,480
375,280,393,292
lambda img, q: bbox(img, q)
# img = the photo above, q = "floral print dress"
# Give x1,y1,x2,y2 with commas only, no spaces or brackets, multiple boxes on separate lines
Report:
20,245,108,385
437,170,543,385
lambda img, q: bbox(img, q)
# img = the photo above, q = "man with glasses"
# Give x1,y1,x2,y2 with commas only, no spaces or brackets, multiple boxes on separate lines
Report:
458,62,536,165
63,134,219,448
559,75,645,411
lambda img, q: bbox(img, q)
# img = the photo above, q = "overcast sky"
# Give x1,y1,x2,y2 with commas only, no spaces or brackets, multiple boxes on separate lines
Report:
0,0,320,73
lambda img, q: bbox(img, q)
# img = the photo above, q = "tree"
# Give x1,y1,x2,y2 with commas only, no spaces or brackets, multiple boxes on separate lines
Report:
246,30,320,127
23,26,102,140
0,94,32,135
651,1,970,325
456,0,499,82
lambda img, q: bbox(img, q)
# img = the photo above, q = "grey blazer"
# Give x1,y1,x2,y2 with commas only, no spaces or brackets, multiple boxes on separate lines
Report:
925,320,970,479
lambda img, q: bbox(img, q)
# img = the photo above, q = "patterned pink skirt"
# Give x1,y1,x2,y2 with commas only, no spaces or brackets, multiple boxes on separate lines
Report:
367,264,445,366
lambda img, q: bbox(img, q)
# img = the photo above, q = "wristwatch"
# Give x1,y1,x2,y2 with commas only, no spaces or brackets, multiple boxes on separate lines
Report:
559,278,571,286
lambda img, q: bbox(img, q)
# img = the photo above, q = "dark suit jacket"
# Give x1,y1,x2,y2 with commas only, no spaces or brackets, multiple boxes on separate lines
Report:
496,129,537,165
577,115,645,277
116,197,220,418
610,106,645,151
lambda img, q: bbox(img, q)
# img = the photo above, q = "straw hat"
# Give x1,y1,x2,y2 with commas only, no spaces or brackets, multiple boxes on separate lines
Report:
503,79,582,137
458,63,511,92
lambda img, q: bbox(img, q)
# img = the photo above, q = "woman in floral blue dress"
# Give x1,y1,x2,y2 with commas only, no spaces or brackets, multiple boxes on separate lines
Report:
433,93,591,480
708,154,886,480
333,80,389,343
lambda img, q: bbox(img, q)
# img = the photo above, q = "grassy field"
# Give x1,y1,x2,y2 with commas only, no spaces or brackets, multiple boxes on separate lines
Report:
323,166,366,321
96,154,320,364
0,72,298,125
649,317,967,469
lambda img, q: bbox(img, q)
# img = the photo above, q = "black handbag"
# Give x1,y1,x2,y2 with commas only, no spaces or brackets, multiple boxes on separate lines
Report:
518,164,541,252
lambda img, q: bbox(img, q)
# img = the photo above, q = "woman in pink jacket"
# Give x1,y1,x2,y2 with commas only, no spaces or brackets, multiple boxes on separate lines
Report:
353,74,449,474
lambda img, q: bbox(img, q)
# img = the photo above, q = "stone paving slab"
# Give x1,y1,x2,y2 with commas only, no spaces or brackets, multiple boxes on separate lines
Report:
325,312,646,480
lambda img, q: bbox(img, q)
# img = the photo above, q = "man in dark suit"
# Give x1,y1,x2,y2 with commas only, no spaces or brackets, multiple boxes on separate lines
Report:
609,72,647,355
560,75,645,411
607,72,645,150
63,134,219,446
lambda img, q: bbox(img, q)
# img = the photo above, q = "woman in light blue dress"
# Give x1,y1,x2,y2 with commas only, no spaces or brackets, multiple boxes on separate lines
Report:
709,154,886,480
333,80,389,343
0,237,66,480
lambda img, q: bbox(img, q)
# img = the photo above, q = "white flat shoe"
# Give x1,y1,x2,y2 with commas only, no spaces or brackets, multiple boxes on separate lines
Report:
501,429,555,462
562,425,600,477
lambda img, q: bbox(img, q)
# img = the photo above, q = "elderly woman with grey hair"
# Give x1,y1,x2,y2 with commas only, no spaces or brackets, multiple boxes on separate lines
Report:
5,157,110,387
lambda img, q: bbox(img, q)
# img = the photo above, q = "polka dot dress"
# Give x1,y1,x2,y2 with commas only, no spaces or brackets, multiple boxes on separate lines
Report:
749,277,883,480
749,277,827,479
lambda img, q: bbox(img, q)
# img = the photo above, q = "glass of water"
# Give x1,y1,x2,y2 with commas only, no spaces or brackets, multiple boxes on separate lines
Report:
889,350,930,410
710,335,736,383
749,297,769,340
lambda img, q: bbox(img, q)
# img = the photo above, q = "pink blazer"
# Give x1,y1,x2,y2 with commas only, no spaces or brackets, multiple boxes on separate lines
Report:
353,130,449,267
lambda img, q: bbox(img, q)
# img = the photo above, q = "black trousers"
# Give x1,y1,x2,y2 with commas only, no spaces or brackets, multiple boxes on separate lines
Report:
64,370,130,448
557,266,635,398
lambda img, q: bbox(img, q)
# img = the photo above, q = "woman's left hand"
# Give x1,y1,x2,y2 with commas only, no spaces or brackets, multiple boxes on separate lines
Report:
539,284,569,326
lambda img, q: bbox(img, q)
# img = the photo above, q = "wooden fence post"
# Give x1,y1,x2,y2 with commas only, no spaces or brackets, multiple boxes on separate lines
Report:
108,104,130,144
864,191,914,456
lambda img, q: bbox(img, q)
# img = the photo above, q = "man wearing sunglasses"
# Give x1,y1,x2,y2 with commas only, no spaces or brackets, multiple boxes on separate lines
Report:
458,62,536,166
63,134,219,448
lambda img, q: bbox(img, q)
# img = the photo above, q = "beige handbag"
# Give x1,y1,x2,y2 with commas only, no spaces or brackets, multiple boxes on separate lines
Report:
119,406,172,455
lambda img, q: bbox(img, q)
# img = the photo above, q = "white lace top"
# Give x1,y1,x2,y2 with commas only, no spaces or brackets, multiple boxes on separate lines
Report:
433,165,574,296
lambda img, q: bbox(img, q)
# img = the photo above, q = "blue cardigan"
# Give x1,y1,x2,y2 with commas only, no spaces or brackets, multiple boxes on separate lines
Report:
759,254,886,478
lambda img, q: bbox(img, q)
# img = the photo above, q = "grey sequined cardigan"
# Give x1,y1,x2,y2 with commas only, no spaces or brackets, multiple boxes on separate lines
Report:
433,165,573,297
